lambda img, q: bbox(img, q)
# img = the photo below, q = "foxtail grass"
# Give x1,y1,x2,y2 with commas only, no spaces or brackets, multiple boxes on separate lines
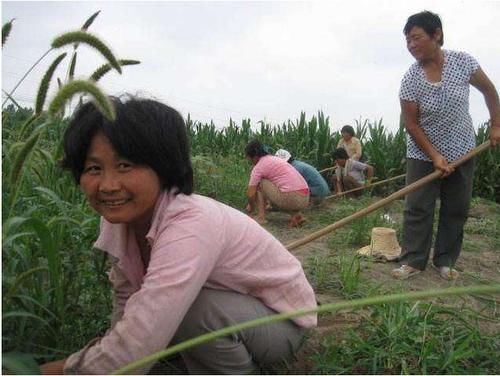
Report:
90,59,140,82
52,31,122,74
68,52,77,81
8,126,44,211
2,18,15,47
81,10,101,31
35,52,67,115
48,79,115,121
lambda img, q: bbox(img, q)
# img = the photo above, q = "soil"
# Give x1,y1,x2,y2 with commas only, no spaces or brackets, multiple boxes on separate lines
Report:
260,197,500,373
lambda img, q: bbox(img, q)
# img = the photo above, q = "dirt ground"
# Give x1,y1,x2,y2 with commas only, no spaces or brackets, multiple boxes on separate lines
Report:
260,197,500,373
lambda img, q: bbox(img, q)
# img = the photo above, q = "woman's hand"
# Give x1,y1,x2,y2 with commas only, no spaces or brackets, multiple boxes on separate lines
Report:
40,359,66,375
432,154,454,177
489,121,500,147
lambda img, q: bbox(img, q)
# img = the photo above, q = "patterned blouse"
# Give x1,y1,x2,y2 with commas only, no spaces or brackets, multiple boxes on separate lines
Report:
337,137,362,160
399,50,479,162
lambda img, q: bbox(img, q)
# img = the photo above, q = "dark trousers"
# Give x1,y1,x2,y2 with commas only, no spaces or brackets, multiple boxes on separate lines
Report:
399,158,475,270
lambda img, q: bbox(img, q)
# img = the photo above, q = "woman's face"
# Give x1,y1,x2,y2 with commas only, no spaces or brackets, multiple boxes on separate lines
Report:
341,131,352,142
405,26,441,61
79,131,161,233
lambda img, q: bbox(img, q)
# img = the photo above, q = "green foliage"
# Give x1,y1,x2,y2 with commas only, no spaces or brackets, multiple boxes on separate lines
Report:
48,80,115,121
313,301,500,374
473,122,500,202
52,30,122,74
2,11,138,366
2,352,41,375
89,59,141,82
35,53,67,115
2,18,15,47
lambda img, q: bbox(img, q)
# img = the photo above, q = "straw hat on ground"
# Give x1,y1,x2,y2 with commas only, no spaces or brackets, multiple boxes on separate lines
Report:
357,227,401,262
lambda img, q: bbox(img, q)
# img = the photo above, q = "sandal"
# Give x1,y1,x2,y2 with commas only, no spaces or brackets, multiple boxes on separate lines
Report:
433,265,459,280
391,264,421,280
288,215,305,228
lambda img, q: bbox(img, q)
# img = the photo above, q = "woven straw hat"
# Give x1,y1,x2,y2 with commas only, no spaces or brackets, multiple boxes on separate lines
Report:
357,227,401,261
275,149,291,162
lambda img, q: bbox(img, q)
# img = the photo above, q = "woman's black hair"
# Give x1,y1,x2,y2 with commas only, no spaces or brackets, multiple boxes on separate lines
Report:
403,10,444,46
340,125,355,137
245,139,269,158
332,147,349,160
62,95,193,194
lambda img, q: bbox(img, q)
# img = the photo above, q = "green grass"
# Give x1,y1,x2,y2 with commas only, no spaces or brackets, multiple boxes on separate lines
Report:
312,301,500,374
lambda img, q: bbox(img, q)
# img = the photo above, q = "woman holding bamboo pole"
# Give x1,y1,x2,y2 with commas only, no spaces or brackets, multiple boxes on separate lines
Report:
392,11,500,280
40,97,317,374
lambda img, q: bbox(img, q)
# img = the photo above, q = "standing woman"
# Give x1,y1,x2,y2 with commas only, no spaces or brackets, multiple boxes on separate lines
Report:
40,97,317,374
392,11,500,280
337,125,362,161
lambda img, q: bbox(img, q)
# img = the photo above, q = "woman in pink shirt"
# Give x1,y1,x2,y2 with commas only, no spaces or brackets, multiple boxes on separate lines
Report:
40,96,317,374
245,140,310,227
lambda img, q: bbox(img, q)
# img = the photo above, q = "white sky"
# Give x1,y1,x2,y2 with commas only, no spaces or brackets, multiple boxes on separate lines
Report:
2,1,499,133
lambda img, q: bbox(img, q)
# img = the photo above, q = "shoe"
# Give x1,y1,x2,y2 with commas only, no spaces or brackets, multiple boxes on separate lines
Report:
391,265,421,280
433,265,459,280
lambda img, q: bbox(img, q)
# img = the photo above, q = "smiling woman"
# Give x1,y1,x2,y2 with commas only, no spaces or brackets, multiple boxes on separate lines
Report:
40,95,317,375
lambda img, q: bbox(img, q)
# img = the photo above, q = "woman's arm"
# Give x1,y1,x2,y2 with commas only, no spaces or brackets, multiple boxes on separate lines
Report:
400,99,454,177
470,68,500,146
246,185,258,213
364,164,374,184
40,359,66,375
62,212,220,374
352,139,362,161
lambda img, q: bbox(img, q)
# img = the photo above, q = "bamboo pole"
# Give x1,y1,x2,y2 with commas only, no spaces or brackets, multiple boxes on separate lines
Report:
319,166,337,174
325,173,406,200
286,141,491,251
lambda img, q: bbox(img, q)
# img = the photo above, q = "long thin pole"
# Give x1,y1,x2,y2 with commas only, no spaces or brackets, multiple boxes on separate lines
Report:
286,141,491,251
325,173,406,200
319,166,337,174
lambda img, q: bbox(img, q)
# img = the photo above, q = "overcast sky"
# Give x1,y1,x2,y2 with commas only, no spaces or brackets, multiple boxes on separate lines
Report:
2,1,499,133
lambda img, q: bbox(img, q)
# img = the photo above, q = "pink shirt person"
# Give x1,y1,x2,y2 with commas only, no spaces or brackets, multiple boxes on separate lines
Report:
249,155,309,193
63,191,317,374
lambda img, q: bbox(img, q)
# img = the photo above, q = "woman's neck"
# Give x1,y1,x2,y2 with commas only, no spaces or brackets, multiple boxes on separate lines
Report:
420,48,444,68
420,49,444,83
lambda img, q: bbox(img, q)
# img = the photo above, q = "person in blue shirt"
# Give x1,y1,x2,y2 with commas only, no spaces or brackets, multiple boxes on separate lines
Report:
275,149,330,206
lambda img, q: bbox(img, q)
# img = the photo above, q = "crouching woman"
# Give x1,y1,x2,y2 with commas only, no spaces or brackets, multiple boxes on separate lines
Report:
40,96,317,374
245,140,310,227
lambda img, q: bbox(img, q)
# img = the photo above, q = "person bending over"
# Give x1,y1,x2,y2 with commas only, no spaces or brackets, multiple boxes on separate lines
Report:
245,140,310,228
275,149,330,206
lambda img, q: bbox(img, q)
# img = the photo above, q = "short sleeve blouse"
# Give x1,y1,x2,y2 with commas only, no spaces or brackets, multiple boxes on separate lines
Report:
399,50,479,162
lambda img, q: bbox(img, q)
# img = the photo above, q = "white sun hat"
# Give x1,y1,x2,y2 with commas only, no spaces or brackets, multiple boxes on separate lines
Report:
275,149,292,161
357,227,401,262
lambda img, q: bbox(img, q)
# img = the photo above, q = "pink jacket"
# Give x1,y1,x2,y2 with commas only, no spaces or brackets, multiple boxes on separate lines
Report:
64,191,317,374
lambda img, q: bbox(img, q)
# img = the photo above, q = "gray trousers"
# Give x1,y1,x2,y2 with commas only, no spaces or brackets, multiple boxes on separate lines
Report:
171,288,305,374
399,158,475,270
